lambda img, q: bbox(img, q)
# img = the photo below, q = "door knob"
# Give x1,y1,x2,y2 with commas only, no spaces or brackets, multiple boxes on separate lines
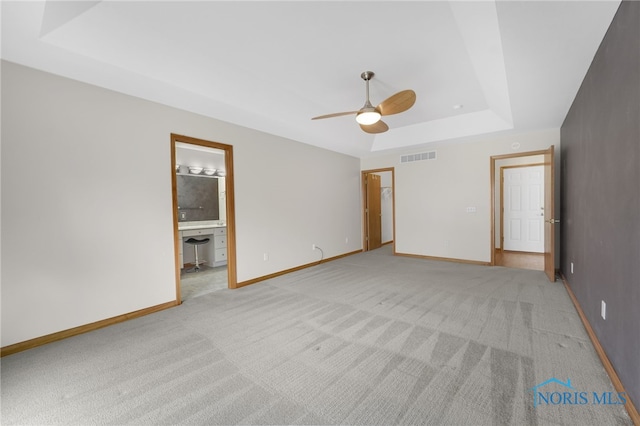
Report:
546,219,560,224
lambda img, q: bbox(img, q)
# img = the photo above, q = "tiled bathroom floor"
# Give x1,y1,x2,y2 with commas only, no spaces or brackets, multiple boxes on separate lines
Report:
180,265,228,301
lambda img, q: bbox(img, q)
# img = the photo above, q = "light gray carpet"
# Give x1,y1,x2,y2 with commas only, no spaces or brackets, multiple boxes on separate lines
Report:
1,246,632,425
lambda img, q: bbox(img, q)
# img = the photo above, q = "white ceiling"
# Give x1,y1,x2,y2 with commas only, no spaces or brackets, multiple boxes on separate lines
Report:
1,1,621,158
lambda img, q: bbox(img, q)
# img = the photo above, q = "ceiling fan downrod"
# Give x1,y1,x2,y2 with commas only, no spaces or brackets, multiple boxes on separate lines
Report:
357,71,381,124
361,71,374,107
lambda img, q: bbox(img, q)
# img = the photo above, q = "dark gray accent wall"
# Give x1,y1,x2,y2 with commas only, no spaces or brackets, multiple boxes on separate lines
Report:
561,0,640,408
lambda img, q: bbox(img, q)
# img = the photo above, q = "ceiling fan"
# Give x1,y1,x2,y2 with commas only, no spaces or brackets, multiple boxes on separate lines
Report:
311,71,416,134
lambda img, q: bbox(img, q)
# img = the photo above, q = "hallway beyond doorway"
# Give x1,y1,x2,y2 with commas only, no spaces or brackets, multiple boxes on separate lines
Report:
495,249,543,271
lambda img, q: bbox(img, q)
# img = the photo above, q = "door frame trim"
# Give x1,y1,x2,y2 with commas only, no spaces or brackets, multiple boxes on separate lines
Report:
170,133,238,303
361,167,395,253
490,149,548,266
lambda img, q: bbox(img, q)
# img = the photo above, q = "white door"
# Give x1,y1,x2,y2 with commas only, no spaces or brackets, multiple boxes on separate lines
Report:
503,166,544,252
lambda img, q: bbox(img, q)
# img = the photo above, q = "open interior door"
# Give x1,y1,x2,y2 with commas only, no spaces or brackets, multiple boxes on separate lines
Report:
366,173,382,251
543,146,557,281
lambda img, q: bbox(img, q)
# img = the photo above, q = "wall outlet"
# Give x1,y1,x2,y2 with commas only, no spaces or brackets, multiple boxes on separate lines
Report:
263,253,269,261
312,244,317,250
571,262,574,274
345,237,349,244
179,211,187,220
601,300,606,320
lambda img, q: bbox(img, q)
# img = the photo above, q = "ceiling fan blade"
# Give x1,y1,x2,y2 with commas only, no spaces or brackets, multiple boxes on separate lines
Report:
377,90,416,116
311,111,359,120
360,120,389,134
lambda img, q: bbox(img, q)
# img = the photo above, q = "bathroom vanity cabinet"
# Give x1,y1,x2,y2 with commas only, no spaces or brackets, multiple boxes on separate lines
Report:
178,224,227,268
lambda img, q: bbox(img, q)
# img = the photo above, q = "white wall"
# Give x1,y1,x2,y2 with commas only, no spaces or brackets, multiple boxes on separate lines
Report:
378,172,394,244
1,61,362,347
218,177,227,223
361,129,560,263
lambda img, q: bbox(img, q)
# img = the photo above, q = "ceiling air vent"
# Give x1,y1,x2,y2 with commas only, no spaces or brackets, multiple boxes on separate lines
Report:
400,151,436,163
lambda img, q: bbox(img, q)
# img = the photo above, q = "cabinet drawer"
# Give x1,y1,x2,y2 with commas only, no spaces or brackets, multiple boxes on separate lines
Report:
214,235,226,247
214,248,227,260
213,227,226,236
182,228,212,237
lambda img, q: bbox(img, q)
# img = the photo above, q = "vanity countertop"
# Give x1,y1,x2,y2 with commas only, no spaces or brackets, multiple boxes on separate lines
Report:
178,221,226,231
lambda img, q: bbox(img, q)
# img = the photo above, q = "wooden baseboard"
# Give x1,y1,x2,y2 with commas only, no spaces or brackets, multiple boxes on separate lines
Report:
497,249,544,256
395,252,491,266
236,249,362,288
0,300,179,357
1,250,362,357
382,240,394,246
561,274,639,425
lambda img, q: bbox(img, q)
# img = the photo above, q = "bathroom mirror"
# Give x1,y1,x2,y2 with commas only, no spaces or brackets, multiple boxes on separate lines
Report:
176,174,219,221
175,141,226,223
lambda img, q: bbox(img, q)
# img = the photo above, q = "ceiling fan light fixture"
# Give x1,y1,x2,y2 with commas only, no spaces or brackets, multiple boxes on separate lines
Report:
311,70,415,134
356,110,381,125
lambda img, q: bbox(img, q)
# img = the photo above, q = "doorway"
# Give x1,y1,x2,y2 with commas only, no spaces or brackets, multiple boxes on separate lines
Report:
361,168,395,252
490,147,556,281
170,134,237,303
501,164,544,253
